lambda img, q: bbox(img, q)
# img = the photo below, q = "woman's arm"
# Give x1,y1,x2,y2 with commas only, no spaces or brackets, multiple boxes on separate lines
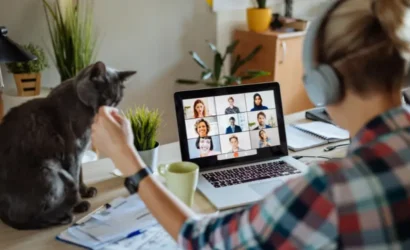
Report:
112,145,196,241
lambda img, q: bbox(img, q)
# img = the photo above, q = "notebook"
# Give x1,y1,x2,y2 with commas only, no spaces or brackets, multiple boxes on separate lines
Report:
286,121,350,151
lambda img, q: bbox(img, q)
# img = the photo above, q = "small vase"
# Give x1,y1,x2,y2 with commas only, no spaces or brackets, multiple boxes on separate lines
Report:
13,73,41,97
138,142,160,173
247,8,272,33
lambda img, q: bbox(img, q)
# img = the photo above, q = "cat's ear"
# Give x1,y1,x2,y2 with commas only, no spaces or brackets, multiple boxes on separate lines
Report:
118,71,137,83
90,61,107,80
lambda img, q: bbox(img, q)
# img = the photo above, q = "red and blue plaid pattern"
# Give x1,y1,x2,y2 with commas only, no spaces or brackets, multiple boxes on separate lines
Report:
178,105,410,249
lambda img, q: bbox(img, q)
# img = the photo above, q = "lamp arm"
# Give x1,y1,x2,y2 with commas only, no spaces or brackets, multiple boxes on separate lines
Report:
0,66,4,89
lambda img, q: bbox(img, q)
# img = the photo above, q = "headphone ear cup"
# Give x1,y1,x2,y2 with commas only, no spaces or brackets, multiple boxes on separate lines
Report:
304,69,329,107
317,64,341,105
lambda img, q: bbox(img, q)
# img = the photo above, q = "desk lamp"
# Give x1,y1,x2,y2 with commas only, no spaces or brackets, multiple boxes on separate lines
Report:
0,26,37,88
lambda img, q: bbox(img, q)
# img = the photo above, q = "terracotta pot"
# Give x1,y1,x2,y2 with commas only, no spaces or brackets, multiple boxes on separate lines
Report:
13,73,41,96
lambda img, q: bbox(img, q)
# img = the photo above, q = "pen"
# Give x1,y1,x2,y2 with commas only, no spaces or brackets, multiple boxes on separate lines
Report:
74,203,111,226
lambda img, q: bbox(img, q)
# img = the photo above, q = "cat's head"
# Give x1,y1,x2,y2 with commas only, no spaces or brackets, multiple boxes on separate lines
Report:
75,61,136,109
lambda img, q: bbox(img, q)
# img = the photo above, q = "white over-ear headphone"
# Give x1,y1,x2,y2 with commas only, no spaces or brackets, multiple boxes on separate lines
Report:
302,1,345,107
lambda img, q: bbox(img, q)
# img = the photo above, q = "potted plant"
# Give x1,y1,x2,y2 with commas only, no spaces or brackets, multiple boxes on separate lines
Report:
176,40,270,87
42,0,98,81
5,43,48,96
124,106,162,172
247,0,272,33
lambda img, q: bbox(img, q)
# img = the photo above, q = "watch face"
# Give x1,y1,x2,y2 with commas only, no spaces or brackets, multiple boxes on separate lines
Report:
124,177,137,194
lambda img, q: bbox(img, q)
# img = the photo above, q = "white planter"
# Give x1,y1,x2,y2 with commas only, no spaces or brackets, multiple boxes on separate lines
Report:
138,142,159,173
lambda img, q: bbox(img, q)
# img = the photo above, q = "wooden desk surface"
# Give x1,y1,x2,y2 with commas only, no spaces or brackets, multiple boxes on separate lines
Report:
0,110,348,250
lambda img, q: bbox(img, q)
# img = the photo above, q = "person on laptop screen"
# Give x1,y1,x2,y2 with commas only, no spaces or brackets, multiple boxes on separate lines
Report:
258,130,272,148
92,0,410,248
196,136,220,157
194,119,209,137
254,112,272,130
193,99,207,118
225,96,240,114
250,93,268,111
227,135,244,153
225,117,242,134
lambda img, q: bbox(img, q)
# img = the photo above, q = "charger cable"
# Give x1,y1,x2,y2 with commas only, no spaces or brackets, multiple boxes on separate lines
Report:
324,143,350,152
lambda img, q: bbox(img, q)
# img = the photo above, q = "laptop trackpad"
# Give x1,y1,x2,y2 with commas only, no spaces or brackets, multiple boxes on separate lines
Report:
250,180,284,197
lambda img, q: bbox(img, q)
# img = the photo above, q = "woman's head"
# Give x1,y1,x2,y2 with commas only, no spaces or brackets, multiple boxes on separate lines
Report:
259,130,267,140
193,99,207,118
195,119,210,137
196,136,214,153
313,0,410,131
253,94,263,107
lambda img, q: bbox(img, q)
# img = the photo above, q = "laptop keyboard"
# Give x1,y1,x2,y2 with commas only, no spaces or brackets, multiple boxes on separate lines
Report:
202,161,301,188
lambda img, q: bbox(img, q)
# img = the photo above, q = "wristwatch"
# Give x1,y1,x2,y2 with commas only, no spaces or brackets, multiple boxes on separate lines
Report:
124,167,152,194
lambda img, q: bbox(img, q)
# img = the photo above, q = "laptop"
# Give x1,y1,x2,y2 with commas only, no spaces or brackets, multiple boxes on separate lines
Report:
173,82,309,210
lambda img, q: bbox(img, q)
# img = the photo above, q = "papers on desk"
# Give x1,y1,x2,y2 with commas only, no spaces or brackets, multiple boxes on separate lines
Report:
56,195,173,250
286,121,350,151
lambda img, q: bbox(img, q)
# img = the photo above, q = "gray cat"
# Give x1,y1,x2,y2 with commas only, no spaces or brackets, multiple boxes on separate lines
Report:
0,61,136,230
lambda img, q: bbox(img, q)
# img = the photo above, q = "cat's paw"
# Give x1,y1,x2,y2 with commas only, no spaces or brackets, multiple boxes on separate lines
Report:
73,201,91,213
59,213,74,225
80,186,98,198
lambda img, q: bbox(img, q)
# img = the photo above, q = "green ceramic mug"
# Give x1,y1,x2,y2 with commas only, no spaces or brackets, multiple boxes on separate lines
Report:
158,161,199,207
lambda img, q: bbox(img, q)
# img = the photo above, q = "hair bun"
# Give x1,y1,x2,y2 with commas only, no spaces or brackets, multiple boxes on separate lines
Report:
374,0,410,60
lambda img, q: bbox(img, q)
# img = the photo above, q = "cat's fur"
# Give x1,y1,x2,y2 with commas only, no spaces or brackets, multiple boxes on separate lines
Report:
0,62,136,230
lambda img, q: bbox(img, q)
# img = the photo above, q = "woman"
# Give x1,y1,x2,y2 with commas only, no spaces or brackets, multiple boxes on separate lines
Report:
196,136,220,157
92,0,410,248
258,129,272,148
250,93,268,111
193,99,207,118
194,118,209,137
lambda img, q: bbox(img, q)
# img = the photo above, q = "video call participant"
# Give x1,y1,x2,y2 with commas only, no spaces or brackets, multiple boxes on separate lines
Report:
228,135,244,155
225,117,242,134
253,112,272,130
193,99,207,118
196,136,220,157
258,130,272,148
194,119,209,137
250,93,268,111
225,97,240,114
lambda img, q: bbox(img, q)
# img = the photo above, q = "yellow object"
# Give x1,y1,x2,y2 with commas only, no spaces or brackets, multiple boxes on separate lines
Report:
247,8,272,33
206,0,212,7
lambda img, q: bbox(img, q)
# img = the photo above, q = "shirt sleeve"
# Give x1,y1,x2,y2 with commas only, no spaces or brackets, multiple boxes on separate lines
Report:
178,165,338,250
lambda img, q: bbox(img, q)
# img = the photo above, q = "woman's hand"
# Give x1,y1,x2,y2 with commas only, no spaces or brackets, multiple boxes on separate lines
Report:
92,106,140,176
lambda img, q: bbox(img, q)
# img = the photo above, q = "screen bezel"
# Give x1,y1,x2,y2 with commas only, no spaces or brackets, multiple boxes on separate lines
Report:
174,82,288,171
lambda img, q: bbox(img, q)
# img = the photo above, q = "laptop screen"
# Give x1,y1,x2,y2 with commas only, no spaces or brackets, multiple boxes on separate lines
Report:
174,82,288,170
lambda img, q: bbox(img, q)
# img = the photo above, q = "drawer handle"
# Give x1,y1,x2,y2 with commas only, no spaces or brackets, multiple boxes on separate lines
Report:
279,41,287,64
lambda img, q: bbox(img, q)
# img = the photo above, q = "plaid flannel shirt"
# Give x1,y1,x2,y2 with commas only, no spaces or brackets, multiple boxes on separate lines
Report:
178,105,410,249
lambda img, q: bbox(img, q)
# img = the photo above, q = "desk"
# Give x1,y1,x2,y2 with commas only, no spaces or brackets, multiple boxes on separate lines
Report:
0,110,348,250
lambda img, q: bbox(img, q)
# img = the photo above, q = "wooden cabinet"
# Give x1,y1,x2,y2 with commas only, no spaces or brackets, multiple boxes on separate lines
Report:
232,30,314,115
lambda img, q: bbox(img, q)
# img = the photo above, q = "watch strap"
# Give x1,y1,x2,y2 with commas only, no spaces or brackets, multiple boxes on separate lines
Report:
124,167,152,194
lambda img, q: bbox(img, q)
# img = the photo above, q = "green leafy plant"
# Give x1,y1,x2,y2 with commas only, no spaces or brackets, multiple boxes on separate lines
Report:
255,0,267,8
124,106,162,151
42,0,98,81
177,40,270,87
5,43,49,74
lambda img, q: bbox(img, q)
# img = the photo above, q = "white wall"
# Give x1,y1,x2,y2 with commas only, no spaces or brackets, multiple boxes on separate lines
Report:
0,0,216,144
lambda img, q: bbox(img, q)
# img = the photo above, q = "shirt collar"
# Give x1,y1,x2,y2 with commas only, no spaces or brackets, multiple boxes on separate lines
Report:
348,105,410,153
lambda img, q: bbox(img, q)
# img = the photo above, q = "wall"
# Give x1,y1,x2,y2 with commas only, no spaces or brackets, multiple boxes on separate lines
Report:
0,0,216,144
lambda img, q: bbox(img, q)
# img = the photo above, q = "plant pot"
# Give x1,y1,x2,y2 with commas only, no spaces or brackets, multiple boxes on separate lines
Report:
13,73,41,97
138,142,160,173
247,8,272,33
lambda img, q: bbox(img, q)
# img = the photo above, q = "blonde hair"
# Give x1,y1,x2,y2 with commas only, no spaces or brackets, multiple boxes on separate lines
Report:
318,0,410,98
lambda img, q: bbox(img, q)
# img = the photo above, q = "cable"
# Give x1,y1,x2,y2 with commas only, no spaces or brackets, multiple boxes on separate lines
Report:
323,143,350,152
293,155,334,160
